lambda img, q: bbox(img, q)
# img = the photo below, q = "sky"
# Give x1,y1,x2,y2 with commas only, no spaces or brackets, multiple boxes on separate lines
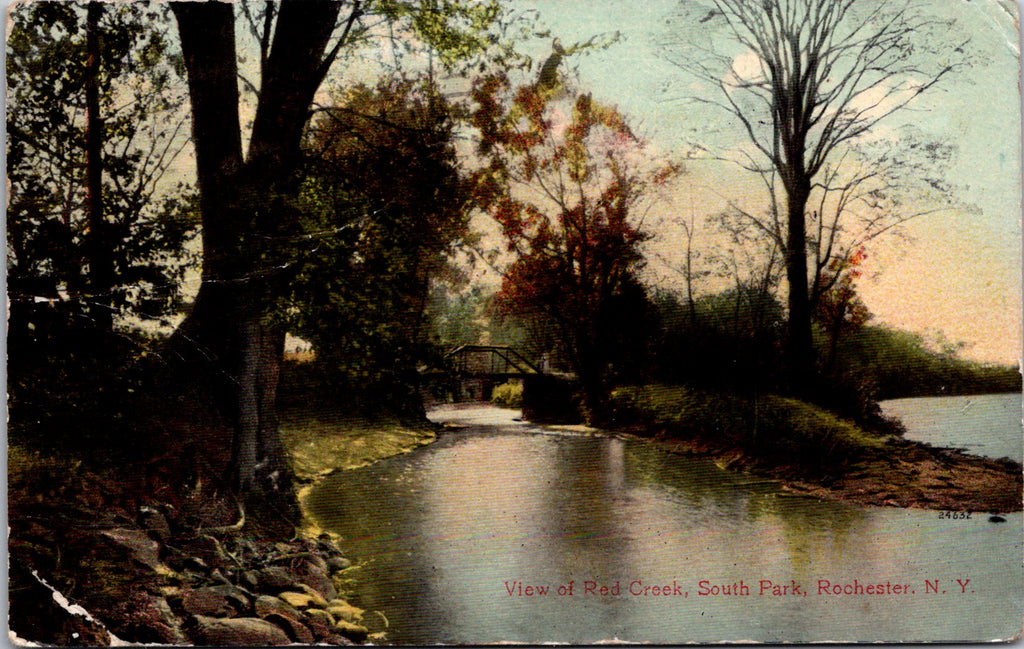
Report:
2,0,1019,365
512,0,1022,365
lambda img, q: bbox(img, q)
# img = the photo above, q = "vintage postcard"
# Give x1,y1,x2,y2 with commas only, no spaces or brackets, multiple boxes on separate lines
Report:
6,0,1023,645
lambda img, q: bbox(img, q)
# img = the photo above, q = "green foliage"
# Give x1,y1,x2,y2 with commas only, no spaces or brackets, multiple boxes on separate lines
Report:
6,2,198,441
373,0,533,74
426,286,490,350
490,381,523,408
649,286,786,393
282,77,470,418
649,284,1018,430
611,385,886,477
6,2,196,336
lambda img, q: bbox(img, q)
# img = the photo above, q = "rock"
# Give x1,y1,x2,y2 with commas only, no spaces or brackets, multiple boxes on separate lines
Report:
232,539,258,560
254,595,302,620
303,617,336,641
293,537,319,553
99,528,166,573
206,585,253,612
138,506,173,542
334,619,369,642
239,570,260,591
277,590,324,609
255,566,296,593
265,613,315,644
209,568,232,585
174,556,209,573
174,535,230,570
302,553,331,573
324,631,357,645
178,589,234,617
304,607,337,638
326,599,364,624
177,584,252,618
188,615,291,646
296,583,332,606
101,591,187,645
293,560,337,601
326,556,352,572
317,535,344,555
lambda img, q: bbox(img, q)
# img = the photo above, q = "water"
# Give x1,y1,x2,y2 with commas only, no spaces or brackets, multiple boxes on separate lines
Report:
304,403,1023,644
881,393,1023,462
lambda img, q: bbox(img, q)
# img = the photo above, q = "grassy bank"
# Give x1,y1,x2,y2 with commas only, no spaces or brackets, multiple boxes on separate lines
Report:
611,385,888,479
280,410,437,482
610,384,1022,512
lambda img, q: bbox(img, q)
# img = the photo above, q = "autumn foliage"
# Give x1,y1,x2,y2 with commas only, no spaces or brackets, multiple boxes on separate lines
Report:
813,248,872,370
469,75,679,420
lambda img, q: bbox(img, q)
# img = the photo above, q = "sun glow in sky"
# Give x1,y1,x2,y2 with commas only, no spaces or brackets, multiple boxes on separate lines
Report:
514,0,1022,365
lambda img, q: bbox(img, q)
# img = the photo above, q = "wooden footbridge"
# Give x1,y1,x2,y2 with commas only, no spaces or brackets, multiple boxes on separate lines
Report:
421,344,544,402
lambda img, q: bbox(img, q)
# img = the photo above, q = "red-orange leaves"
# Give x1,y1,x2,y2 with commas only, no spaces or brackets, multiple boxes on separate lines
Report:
468,78,677,399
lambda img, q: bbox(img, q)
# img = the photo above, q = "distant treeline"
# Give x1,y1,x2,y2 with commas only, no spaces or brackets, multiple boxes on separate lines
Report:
463,286,1020,430
833,326,1021,400
647,289,1021,404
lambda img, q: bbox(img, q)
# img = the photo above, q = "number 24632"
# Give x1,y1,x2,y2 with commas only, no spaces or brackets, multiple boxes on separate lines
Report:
939,511,971,519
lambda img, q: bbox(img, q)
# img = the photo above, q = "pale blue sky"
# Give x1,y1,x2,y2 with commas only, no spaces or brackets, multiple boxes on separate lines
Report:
514,0,1022,364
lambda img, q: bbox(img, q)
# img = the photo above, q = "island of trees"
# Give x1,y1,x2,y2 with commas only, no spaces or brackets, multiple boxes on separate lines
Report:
7,0,1021,645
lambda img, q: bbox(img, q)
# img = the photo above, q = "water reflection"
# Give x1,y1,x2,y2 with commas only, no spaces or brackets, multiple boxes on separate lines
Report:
304,406,1022,644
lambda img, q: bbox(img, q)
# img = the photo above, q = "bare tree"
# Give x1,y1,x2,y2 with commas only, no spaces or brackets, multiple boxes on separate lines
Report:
667,0,965,394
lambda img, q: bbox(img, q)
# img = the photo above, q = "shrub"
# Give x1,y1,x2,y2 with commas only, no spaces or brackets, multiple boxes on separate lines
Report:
491,381,523,408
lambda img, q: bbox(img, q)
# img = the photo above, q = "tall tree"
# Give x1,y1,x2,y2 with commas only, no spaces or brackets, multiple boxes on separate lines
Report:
668,0,962,394
470,77,678,421
84,2,112,330
170,0,353,497
169,0,521,496
7,1,194,354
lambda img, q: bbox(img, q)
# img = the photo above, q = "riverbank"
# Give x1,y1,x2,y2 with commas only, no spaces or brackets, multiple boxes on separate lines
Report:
279,410,436,482
6,408,440,646
610,385,1022,513
7,440,395,645
644,431,1022,512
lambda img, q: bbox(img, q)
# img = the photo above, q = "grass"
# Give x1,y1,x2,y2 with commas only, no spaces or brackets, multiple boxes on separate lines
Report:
279,411,436,481
611,384,887,477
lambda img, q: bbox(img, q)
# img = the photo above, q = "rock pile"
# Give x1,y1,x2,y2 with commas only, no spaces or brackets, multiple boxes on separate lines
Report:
9,501,380,646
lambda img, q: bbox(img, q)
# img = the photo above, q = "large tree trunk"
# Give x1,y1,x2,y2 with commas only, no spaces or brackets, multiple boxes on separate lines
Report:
170,1,245,363
784,176,815,396
170,2,275,498
170,1,344,503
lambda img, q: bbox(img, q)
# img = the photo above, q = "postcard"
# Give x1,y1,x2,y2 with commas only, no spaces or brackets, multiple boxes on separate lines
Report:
6,0,1022,645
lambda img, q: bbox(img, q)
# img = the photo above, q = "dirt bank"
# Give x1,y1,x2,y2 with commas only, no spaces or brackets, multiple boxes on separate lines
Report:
643,430,1022,514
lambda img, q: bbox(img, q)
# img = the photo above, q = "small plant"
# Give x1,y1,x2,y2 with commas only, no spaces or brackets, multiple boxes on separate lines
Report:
491,381,523,408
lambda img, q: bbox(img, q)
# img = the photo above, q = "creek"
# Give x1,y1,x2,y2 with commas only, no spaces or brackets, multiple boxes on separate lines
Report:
304,398,1023,643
